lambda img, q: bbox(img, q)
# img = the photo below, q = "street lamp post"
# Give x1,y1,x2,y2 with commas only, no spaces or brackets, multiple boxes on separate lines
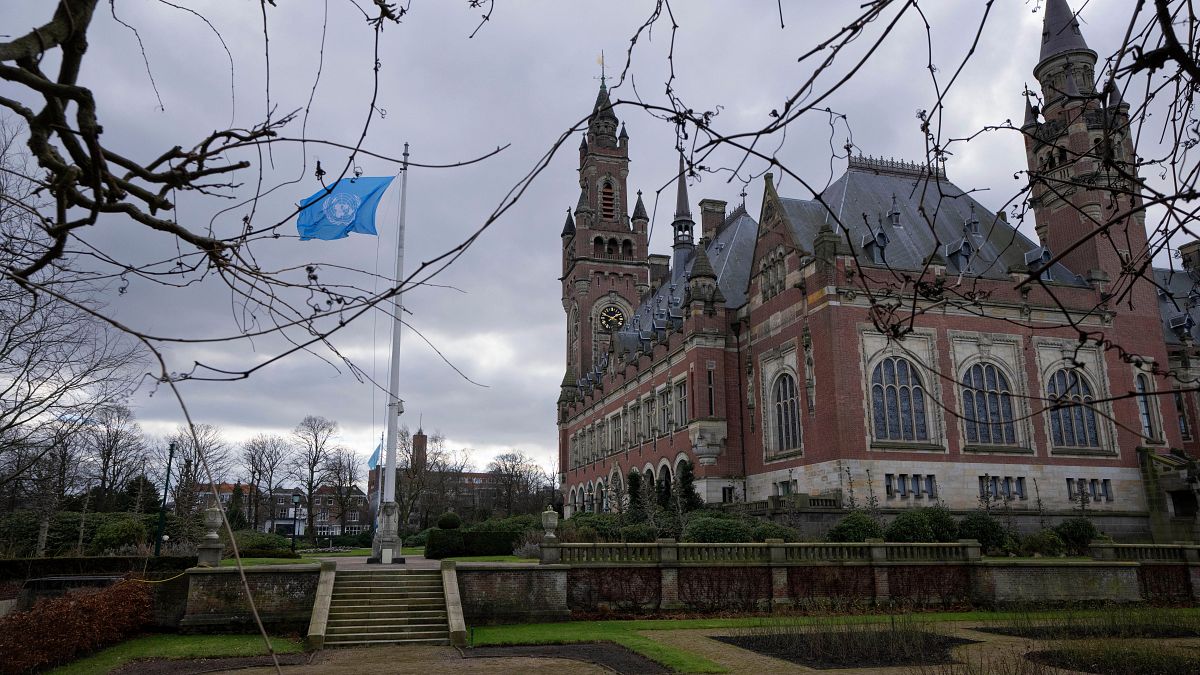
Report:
291,494,301,552
154,442,176,557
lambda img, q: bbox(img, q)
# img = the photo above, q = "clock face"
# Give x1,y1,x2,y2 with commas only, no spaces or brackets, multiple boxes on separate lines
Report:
599,305,626,331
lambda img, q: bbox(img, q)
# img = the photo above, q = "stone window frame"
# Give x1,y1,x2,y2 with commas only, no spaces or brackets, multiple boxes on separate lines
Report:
673,377,688,429
949,331,1035,455
771,371,802,455
759,340,804,462
1131,364,1166,445
859,328,946,453
1033,340,1117,458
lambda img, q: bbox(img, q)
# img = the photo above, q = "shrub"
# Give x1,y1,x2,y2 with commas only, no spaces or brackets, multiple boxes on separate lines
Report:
226,530,290,555
89,517,147,554
825,511,882,542
332,531,372,548
681,516,753,543
467,514,540,534
751,521,800,542
884,509,935,543
436,512,462,530
564,512,622,541
404,528,433,548
423,529,464,559
0,580,153,673
1021,529,1065,557
513,530,542,559
924,504,958,542
236,548,300,559
957,512,1007,554
461,531,520,556
1054,517,1098,555
619,524,659,543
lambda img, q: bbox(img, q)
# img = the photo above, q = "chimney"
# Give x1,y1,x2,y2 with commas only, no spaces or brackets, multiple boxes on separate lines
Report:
1181,240,1200,273
699,199,727,243
412,429,427,473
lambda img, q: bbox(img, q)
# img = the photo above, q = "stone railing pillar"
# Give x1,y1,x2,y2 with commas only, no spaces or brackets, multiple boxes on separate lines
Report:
1089,540,1117,560
959,539,982,562
657,538,680,610
197,507,223,567
540,537,561,565
866,538,889,602
766,538,791,608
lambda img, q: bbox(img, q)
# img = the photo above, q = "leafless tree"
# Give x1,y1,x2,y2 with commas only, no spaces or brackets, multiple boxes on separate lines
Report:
322,447,361,532
488,450,553,516
165,423,230,528
242,433,291,531
290,415,337,542
84,404,146,511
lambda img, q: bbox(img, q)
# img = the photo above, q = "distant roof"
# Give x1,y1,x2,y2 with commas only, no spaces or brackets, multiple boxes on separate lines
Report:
779,156,1081,284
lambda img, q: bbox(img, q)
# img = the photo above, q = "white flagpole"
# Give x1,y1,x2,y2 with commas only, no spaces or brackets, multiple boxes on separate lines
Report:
374,143,409,564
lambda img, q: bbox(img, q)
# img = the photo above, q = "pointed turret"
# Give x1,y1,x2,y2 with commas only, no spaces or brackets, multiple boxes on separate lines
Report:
671,153,695,280
588,82,619,146
1022,91,1038,129
690,243,717,280
1060,67,1081,100
1107,79,1128,110
618,123,629,141
632,190,648,222
561,208,576,238
575,187,589,215
674,153,693,222
1039,0,1092,65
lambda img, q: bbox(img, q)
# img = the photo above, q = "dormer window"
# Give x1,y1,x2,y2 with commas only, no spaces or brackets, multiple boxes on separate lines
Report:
1025,246,1053,280
888,194,901,227
861,229,889,265
947,239,973,272
965,205,980,236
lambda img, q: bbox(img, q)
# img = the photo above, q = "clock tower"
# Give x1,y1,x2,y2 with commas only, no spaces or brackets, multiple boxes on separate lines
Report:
559,80,650,408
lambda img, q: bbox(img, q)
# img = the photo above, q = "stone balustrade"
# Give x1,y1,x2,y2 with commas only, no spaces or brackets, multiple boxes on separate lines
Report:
544,538,982,566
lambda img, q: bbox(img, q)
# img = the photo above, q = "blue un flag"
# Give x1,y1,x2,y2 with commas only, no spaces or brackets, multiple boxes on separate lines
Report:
367,442,382,470
297,176,395,241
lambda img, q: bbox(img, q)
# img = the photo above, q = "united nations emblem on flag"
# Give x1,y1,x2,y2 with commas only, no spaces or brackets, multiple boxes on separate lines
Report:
323,192,362,226
296,175,395,240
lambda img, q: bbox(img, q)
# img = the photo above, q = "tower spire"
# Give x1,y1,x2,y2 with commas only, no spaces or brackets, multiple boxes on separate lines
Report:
671,152,695,280
1039,0,1092,66
674,153,692,221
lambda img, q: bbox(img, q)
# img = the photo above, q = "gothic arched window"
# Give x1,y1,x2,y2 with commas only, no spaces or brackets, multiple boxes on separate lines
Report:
871,356,929,442
772,373,801,451
961,362,1017,445
1135,373,1157,440
1046,368,1100,448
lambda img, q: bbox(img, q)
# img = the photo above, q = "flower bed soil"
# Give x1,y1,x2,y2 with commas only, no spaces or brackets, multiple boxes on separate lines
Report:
714,632,974,670
975,625,1200,639
113,653,310,674
1027,648,1200,675
464,644,669,674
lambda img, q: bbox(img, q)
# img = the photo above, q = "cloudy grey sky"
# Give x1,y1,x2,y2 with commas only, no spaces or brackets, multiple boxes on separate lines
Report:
5,1,1147,478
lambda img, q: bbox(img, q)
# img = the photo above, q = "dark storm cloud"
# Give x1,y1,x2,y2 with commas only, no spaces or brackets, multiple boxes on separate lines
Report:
3,1,1138,475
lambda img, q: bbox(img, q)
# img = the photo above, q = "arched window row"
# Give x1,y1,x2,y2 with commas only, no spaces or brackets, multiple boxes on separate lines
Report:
591,236,635,258
759,247,787,301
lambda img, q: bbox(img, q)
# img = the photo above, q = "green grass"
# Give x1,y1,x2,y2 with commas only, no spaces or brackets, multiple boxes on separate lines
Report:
402,546,424,556
301,548,374,558
218,557,318,567
471,608,1200,674
445,554,536,563
48,634,303,675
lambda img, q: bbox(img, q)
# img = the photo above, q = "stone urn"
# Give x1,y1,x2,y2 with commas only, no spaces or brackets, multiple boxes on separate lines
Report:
542,507,559,539
203,506,222,540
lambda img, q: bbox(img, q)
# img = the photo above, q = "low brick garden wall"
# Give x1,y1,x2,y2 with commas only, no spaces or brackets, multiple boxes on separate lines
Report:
180,564,320,632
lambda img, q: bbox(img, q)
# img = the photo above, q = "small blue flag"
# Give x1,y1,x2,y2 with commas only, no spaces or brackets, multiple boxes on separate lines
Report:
297,176,395,241
367,442,382,470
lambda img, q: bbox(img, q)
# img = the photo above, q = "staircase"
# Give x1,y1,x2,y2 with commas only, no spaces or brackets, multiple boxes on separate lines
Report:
323,569,450,646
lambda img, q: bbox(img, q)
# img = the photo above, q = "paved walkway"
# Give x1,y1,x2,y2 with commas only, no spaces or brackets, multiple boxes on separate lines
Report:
311,554,441,571
224,645,606,675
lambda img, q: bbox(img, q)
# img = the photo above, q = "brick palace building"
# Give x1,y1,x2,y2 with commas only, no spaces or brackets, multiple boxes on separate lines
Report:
556,0,1200,541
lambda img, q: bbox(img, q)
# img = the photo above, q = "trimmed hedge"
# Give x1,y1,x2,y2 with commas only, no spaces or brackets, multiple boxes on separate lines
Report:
620,524,659,543
826,511,882,542
682,516,753,543
751,521,800,543
957,512,1008,554
424,529,464,559
467,514,540,534
436,512,462,530
1054,517,1098,555
404,528,433,547
0,556,197,582
884,509,935,543
1022,529,1066,557
0,580,153,674
225,530,290,555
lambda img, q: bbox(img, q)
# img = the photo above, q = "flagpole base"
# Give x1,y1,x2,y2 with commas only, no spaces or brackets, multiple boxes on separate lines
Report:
370,502,403,565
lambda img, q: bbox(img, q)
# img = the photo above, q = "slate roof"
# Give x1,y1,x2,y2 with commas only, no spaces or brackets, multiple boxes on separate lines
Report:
779,157,1082,284
1153,267,1200,347
1040,0,1092,64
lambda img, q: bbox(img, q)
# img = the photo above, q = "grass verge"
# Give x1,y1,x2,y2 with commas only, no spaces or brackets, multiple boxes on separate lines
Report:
471,608,1200,674
445,555,537,563
48,634,303,675
218,558,318,567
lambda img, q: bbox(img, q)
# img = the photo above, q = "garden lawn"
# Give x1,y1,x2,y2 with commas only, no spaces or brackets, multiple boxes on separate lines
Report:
445,555,536,563
48,634,303,675
218,558,318,567
470,608,1200,674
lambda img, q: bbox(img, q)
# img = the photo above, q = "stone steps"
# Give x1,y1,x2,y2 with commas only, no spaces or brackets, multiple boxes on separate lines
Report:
321,570,449,648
